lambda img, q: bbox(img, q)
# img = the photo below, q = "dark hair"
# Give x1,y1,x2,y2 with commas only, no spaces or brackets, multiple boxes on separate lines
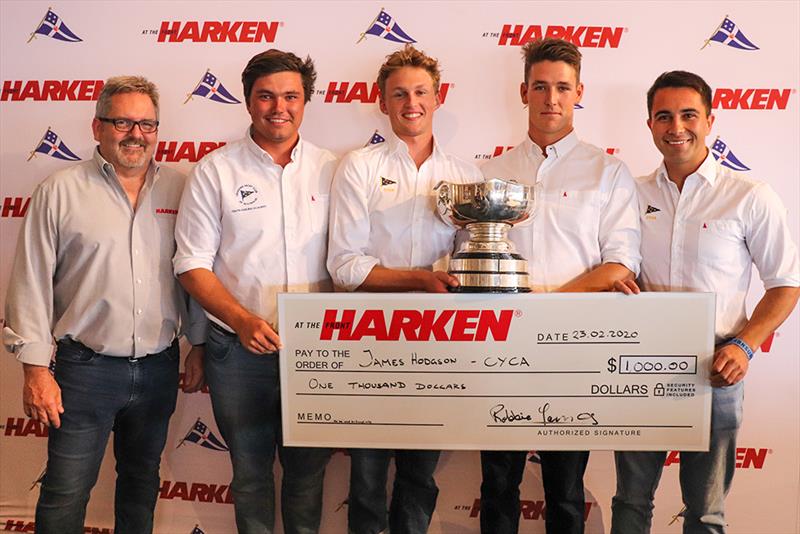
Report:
377,44,441,95
647,71,713,117
241,49,316,103
521,38,582,84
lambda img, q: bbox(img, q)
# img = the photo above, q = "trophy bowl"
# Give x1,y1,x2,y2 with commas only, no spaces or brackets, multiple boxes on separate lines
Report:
436,178,534,227
435,178,535,293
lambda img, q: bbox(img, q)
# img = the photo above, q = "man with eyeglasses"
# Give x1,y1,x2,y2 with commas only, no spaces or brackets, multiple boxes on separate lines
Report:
3,75,207,534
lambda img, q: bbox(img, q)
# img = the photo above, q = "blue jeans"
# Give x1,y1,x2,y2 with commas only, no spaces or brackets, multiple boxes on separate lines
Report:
205,324,331,534
348,448,441,534
612,382,744,534
480,450,589,534
36,339,179,534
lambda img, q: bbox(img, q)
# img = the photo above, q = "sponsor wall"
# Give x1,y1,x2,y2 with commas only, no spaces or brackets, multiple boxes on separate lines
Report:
0,1,798,533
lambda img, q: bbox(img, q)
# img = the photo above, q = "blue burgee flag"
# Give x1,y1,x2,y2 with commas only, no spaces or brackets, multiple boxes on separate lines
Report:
365,130,386,146
711,138,750,171
180,418,229,451
187,70,241,104
31,129,81,161
31,9,82,42
706,16,759,50
360,9,416,44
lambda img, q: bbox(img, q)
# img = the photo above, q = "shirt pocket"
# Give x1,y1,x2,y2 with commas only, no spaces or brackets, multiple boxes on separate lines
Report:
696,219,746,267
556,190,600,237
309,193,330,234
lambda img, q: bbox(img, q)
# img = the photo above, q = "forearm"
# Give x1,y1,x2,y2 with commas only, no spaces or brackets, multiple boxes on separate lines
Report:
357,266,432,292
734,286,800,351
177,268,255,332
557,262,634,293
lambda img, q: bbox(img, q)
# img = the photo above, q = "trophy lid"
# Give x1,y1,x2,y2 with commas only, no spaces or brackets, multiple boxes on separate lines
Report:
435,177,534,226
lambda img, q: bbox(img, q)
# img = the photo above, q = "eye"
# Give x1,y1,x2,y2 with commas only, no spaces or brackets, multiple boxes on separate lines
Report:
114,119,133,129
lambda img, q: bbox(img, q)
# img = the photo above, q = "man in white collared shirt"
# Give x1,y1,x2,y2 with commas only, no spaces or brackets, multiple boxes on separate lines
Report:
4,76,206,534
174,50,337,534
327,45,482,534
611,71,799,534
479,39,641,534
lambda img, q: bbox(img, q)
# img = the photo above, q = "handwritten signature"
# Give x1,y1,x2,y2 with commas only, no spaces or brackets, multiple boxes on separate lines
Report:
489,403,599,426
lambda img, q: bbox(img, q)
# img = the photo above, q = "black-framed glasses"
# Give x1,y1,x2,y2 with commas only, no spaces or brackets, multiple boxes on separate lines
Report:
97,117,159,133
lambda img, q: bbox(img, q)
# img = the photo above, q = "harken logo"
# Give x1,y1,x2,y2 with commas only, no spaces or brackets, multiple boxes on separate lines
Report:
155,141,226,163
236,184,258,205
156,20,279,43
495,24,624,47
320,309,515,341
712,88,793,110
665,447,770,469
1,80,104,102
322,81,451,104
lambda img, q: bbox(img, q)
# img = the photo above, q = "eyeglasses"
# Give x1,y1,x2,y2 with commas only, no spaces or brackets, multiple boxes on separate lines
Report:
97,117,159,133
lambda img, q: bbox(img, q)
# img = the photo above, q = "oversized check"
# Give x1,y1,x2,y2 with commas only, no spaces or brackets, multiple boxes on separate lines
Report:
278,292,714,451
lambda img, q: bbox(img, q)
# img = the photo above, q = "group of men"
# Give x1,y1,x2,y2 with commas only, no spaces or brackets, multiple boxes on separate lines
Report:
4,37,798,534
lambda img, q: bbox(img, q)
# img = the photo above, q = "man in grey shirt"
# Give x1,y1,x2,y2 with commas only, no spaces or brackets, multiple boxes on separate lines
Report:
3,76,206,534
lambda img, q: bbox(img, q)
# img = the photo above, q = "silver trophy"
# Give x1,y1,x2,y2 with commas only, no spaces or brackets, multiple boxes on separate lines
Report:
435,178,535,293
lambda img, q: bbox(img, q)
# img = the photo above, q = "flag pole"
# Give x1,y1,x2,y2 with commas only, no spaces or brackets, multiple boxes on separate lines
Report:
701,14,727,50
27,6,50,43
357,7,383,44
184,69,209,104
27,127,50,161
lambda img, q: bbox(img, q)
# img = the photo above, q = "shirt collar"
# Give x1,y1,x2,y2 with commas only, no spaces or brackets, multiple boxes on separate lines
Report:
384,129,441,162
523,130,579,161
245,126,303,165
655,149,718,189
92,146,158,183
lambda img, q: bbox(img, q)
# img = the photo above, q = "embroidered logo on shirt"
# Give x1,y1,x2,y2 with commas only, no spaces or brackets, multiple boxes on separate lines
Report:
236,184,258,205
155,208,178,215
380,176,397,191
645,205,660,214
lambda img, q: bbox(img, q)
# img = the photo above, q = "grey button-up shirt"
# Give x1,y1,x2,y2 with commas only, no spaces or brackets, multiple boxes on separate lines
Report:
4,148,206,366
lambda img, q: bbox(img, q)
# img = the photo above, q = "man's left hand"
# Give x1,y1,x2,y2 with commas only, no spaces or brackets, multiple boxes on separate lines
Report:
182,345,205,393
710,343,749,387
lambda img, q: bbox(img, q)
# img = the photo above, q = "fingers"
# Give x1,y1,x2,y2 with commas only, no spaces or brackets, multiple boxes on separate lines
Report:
613,279,640,295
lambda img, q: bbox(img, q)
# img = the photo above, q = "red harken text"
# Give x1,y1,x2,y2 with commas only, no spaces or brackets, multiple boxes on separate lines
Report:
319,309,514,342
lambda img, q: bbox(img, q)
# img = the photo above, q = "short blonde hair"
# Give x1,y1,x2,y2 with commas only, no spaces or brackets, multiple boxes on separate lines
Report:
377,45,441,95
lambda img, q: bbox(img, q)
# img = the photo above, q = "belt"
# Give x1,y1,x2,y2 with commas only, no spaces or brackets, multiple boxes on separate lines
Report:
58,338,177,362
210,321,238,339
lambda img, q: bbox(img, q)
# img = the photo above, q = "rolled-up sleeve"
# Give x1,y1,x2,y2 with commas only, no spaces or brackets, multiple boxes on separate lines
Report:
326,154,380,291
3,183,58,366
746,183,800,289
173,161,222,276
599,162,642,276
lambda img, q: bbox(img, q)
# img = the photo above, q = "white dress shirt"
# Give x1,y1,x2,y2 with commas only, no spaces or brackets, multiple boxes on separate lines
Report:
173,130,338,331
481,132,641,291
3,149,205,366
636,152,800,342
327,132,483,290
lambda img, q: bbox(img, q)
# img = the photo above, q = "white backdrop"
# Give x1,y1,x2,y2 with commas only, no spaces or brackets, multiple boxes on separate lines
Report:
1,2,798,533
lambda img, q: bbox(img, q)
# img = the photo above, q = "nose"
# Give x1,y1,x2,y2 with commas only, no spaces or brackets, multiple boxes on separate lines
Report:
546,87,559,106
273,96,287,113
666,117,685,134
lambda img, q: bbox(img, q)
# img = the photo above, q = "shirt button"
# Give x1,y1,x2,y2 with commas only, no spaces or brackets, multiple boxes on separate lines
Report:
137,279,143,284
137,309,143,315
136,336,142,342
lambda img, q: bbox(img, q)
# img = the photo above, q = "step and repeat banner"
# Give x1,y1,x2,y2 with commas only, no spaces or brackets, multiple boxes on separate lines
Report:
1,2,798,533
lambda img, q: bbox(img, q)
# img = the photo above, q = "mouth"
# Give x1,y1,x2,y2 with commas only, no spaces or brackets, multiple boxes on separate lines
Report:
267,117,291,125
120,140,146,150
401,112,423,120
664,138,691,146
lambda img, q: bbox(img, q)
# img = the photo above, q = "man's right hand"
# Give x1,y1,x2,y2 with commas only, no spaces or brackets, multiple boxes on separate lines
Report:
422,271,459,293
22,364,63,428
613,279,641,295
233,313,283,354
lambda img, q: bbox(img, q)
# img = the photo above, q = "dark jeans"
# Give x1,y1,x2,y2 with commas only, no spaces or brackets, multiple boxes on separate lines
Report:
205,324,331,534
348,448,441,534
36,339,179,534
480,450,590,534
